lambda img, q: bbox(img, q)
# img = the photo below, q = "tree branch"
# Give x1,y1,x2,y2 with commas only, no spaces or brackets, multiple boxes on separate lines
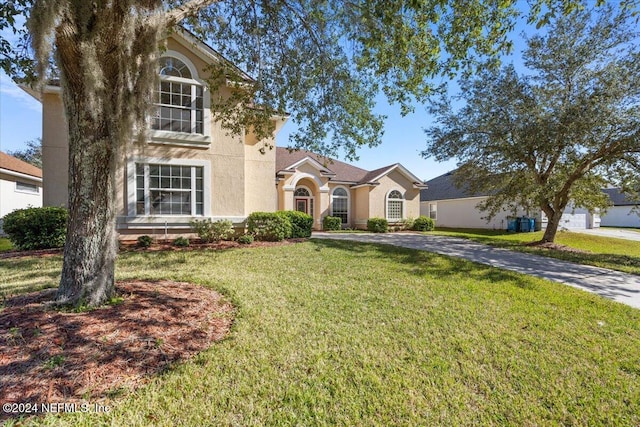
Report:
164,0,219,27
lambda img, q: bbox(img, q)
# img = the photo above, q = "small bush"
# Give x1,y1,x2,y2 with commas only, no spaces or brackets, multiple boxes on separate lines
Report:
190,218,234,243
323,216,342,231
237,234,254,244
137,235,153,248
2,206,68,250
277,211,313,238
247,212,292,241
412,216,435,231
367,217,388,233
400,217,415,230
173,236,190,247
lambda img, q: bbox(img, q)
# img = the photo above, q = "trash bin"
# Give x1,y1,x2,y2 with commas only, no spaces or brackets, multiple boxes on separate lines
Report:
519,216,531,232
529,218,536,232
507,218,518,232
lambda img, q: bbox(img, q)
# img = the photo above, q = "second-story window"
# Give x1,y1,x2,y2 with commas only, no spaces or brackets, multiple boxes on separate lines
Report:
152,56,203,135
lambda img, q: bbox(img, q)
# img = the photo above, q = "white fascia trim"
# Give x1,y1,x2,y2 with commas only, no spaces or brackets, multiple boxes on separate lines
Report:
351,183,378,189
0,168,43,183
19,84,61,102
126,157,212,217
174,28,254,83
287,156,334,175
369,163,424,185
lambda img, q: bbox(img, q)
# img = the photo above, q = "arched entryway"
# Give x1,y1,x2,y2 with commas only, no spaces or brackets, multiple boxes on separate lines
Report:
294,185,314,218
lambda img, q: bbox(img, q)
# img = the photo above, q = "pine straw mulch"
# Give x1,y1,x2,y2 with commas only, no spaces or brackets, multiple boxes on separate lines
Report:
0,280,235,420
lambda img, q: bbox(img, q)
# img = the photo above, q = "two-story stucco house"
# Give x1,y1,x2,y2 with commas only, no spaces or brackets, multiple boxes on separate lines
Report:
23,29,425,237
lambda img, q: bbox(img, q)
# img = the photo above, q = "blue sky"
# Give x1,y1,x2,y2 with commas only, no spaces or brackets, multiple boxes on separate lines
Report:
0,8,535,182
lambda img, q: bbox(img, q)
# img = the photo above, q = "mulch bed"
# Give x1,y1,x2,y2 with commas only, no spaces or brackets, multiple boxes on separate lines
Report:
0,238,306,260
0,280,235,420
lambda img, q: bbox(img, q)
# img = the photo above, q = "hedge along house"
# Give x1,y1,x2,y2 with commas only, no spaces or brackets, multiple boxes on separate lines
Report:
276,147,426,230
22,28,424,237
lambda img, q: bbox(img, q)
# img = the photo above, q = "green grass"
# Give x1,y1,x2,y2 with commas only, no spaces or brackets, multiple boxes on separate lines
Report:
1,241,639,426
430,228,640,275
0,237,13,252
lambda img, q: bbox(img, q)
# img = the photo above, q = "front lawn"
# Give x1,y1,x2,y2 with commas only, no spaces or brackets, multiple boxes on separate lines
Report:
1,241,639,426
0,238,13,252
430,228,640,275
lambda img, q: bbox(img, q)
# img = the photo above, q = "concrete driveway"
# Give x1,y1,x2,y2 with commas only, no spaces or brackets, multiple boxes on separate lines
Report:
312,232,640,310
573,227,640,241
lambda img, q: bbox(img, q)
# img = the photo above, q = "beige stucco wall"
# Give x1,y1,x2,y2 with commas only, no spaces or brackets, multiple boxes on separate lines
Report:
368,169,420,222
38,33,279,236
353,186,371,229
41,92,69,208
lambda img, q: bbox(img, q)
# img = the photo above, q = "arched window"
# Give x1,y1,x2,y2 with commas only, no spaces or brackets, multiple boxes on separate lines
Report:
152,55,204,134
294,188,311,197
386,190,404,221
331,187,349,225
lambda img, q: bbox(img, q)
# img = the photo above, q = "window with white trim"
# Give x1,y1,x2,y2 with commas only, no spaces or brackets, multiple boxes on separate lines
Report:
135,163,203,215
387,190,404,221
152,57,204,135
429,203,437,220
16,181,39,193
331,187,349,224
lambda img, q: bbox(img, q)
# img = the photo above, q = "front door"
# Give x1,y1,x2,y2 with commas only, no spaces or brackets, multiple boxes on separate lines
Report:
295,198,308,214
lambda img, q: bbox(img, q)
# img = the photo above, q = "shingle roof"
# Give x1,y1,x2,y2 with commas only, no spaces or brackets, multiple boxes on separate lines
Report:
420,170,487,202
603,188,639,206
0,152,42,179
276,147,371,183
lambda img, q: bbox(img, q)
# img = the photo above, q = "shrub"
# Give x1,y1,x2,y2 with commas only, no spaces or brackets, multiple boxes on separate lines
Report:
400,217,415,230
2,206,68,250
323,216,342,231
247,212,292,241
190,218,234,243
367,217,388,233
137,235,153,248
237,234,254,244
412,216,435,231
173,236,190,247
277,210,313,238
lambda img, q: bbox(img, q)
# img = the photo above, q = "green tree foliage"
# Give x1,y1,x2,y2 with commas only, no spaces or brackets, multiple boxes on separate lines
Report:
423,5,639,243
0,0,594,306
9,138,42,168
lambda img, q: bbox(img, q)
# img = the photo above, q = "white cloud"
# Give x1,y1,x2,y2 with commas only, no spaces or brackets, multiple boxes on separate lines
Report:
0,73,41,113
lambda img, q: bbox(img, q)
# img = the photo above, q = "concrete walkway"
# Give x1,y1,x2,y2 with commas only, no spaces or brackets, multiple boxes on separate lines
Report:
573,227,640,241
312,232,640,309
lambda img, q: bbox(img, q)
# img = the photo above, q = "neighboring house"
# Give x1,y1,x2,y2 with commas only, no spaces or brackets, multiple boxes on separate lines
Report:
600,188,640,228
420,171,600,230
0,152,43,234
21,29,424,237
276,147,425,229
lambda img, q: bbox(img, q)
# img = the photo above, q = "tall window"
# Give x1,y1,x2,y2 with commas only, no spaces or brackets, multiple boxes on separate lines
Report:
136,163,203,215
429,203,437,220
331,187,349,224
152,56,203,134
386,190,404,221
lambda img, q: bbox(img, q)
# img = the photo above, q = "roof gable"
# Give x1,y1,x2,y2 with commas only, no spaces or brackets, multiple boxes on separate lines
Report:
420,170,488,202
603,188,639,206
0,152,43,179
276,147,369,183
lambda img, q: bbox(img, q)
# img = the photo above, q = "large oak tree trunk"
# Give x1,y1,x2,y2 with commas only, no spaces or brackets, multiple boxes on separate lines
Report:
56,109,121,307
50,12,162,307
